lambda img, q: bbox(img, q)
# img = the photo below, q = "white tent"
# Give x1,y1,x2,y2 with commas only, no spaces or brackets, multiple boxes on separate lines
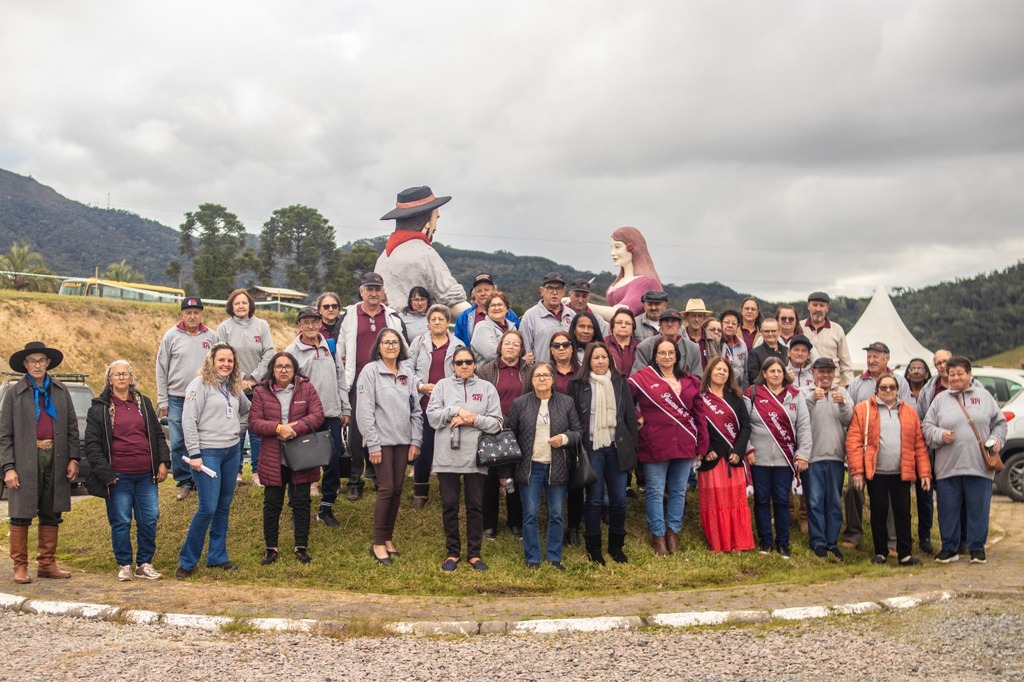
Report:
845,286,933,371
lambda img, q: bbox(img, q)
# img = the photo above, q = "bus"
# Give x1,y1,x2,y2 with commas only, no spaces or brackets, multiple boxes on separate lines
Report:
58,278,185,304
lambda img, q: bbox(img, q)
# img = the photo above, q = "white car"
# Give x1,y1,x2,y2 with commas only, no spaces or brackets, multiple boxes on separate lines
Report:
970,366,1024,406
993,386,1024,502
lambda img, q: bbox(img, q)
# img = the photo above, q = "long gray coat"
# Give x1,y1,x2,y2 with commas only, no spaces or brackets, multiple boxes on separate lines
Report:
0,377,80,519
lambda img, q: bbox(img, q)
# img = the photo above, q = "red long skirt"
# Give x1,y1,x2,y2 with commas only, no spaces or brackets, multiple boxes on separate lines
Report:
698,461,755,552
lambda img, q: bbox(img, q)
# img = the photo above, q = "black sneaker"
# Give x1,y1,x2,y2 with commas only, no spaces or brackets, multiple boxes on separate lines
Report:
626,488,638,499
899,556,922,567
758,540,773,555
294,548,312,564
970,550,987,564
510,526,523,539
346,488,362,502
828,547,844,562
484,528,497,540
871,554,887,564
777,544,792,559
920,540,935,555
260,548,279,565
812,546,828,558
174,566,193,579
935,550,959,563
549,561,566,571
317,507,340,527
210,561,239,571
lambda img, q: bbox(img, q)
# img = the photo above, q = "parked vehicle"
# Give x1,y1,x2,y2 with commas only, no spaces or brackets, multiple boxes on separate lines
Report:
971,367,1024,406
994,387,1024,502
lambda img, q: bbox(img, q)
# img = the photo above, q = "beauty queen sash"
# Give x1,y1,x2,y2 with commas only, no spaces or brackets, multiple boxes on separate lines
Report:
746,385,802,494
703,391,753,494
628,367,699,447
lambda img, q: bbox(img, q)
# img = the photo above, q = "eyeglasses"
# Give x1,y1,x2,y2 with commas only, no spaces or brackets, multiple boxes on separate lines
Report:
110,372,131,379
656,351,676,358
501,340,522,348
488,305,507,311
298,319,320,327
24,358,49,366
533,373,553,380
542,285,564,293
320,304,340,310
453,359,475,367
550,341,572,350
761,329,779,335
778,317,796,322
273,365,295,372
878,384,898,391
380,340,400,347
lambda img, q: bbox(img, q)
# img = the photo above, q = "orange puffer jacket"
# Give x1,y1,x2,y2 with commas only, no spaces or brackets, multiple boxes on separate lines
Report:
846,399,931,482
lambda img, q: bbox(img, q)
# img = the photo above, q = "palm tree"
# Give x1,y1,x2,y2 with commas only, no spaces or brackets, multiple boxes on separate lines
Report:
0,242,57,291
102,259,145,283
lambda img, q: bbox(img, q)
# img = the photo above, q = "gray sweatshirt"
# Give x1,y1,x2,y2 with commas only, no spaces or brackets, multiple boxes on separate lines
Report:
802,385,853,463
355,360,423,451
216,316,275,382
922,387,1008,481
156,324,219,408
744,388,812,466
181,377,250,456
284,334,349,419
426,375,503,475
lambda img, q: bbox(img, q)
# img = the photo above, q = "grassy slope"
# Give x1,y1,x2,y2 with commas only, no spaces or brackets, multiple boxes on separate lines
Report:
978,344,1024,369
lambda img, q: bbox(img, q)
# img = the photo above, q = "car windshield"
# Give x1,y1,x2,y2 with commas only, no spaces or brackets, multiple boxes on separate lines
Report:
66,386,95,419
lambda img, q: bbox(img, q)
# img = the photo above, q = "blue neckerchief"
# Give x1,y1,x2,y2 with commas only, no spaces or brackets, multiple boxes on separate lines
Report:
26,374,58,423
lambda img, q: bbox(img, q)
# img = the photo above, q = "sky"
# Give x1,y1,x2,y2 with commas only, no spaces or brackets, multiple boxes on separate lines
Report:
2,0,1023,301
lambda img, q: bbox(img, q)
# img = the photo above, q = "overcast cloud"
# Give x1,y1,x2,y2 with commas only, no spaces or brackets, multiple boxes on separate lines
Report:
2,0,1022,300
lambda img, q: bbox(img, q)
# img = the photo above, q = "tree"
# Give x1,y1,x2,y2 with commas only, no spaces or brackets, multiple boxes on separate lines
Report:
324,243,381,303
102,259,145,283
258,205,336,294
178,203,254,298
0,242,57,291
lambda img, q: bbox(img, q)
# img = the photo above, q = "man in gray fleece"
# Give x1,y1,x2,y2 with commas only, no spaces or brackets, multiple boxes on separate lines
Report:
156,297,218,499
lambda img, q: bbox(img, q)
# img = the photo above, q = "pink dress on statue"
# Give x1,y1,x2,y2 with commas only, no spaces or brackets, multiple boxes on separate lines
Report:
605,276,661,316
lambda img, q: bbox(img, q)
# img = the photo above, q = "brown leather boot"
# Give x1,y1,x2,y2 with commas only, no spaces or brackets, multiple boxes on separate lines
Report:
36,525,71,579
9,525,31,584
651,535,669,556
665,529,679,555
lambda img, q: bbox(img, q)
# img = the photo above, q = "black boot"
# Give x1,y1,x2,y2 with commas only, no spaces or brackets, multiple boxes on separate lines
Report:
584,534,606,565
608,532,628,563
566,526,581,547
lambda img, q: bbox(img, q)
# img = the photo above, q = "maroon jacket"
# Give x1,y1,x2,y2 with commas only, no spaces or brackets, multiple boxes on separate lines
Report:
628,369,709,463
249,376,325,486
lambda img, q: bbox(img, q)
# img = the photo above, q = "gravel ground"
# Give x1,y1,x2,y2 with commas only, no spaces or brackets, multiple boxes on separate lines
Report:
1,596,1020,681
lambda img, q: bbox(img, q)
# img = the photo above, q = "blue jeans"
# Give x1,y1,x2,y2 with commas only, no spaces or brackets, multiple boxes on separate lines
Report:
936,475,992,552
642,458,694,537
521,463,567,564
585,446,628,536
806,460,844,550
752,465,793,548
179,444,241,570
106,472,160,566
167,396,193,487
318,417,343,506
242,430,262,474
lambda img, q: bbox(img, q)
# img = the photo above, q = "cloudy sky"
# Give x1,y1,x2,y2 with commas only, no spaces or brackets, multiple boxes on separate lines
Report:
2,0,1022,300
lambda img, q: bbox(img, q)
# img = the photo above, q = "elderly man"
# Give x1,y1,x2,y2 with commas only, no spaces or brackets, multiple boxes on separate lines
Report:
156,296,218,500
1,342,80,583
336,272,408,500
682,298,713,368
634,290,667,341
374,185,470,315
787,335,816,389
914,349,956,554
454,273,519,346
802,292,854,386
286,307,350,525
519,272,576,364
567,279,609,336
802,357,853,559
631,309,703,376
719,308,749,389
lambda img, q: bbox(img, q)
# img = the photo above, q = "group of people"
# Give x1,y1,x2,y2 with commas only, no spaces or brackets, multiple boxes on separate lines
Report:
0,185,1007,582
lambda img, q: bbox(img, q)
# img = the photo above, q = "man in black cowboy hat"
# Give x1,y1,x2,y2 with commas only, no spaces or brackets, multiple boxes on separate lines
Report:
0,341,81,583
374,185,469,316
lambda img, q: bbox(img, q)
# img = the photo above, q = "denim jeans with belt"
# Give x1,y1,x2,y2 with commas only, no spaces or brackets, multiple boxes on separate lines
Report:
178,443,241,570
642,458,694,537
520,462,567,564
106,472,160,566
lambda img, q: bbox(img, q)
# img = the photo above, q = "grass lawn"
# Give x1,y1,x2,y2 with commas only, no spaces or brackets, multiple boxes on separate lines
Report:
52,470,937,598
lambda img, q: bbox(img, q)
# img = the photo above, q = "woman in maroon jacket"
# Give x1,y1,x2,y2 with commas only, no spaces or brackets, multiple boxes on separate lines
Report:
627,337,709,556
249,351,325,565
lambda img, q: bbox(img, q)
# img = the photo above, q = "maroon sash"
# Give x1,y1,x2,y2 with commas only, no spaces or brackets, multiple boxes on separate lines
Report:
628,367,699,447
746,385,801,495
701,392,739,447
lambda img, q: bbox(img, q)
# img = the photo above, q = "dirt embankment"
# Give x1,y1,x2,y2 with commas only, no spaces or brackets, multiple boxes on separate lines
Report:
0,291,299,395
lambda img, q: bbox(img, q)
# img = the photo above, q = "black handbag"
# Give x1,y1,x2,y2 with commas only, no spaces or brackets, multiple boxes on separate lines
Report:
569,443,597,489
475,429,523,468
281,426,334,472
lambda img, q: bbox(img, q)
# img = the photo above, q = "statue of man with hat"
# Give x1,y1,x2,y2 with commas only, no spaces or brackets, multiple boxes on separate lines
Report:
374,185,470,317
1,341,81,583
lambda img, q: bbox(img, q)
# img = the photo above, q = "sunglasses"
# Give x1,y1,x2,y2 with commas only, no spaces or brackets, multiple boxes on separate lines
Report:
550,341,573,350
453,359,475,367
878,384,898,391
320,304,340,310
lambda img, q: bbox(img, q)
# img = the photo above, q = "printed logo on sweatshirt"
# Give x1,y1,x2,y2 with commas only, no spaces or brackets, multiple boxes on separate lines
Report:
254,335,262,343
472,393,483,402
202,341,212,350
970,397,982,405
398,376,408,386
186,389,197,400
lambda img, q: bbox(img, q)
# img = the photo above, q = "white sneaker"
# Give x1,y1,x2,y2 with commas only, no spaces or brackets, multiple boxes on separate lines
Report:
135,563,162,580
117,565,134,582
310,482,320,497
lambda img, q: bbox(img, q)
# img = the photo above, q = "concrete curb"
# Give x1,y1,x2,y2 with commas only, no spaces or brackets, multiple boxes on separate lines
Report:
0,589,957,637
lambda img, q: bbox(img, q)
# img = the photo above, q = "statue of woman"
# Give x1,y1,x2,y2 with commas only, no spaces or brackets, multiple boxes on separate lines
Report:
605,227,663,316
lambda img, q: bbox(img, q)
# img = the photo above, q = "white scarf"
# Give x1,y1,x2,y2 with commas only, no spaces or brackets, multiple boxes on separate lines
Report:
590,371,617,450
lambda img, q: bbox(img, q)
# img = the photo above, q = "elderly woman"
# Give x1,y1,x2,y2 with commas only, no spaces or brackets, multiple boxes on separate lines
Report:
477,329,530,539
217,288,275,485
1,341,80,584
744,356,811,559
847,373,931,566
357,328,423,565
427,347,503,571
697,356,754,553
83,360,170,582
470,291,514,364
569,311,604,366
249,351,325,565
409,304,465,508
628,337,708,556
400,286,432,342
507,363,583,570
568,342,637,564
923,356,1007,564
177,342,250,578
